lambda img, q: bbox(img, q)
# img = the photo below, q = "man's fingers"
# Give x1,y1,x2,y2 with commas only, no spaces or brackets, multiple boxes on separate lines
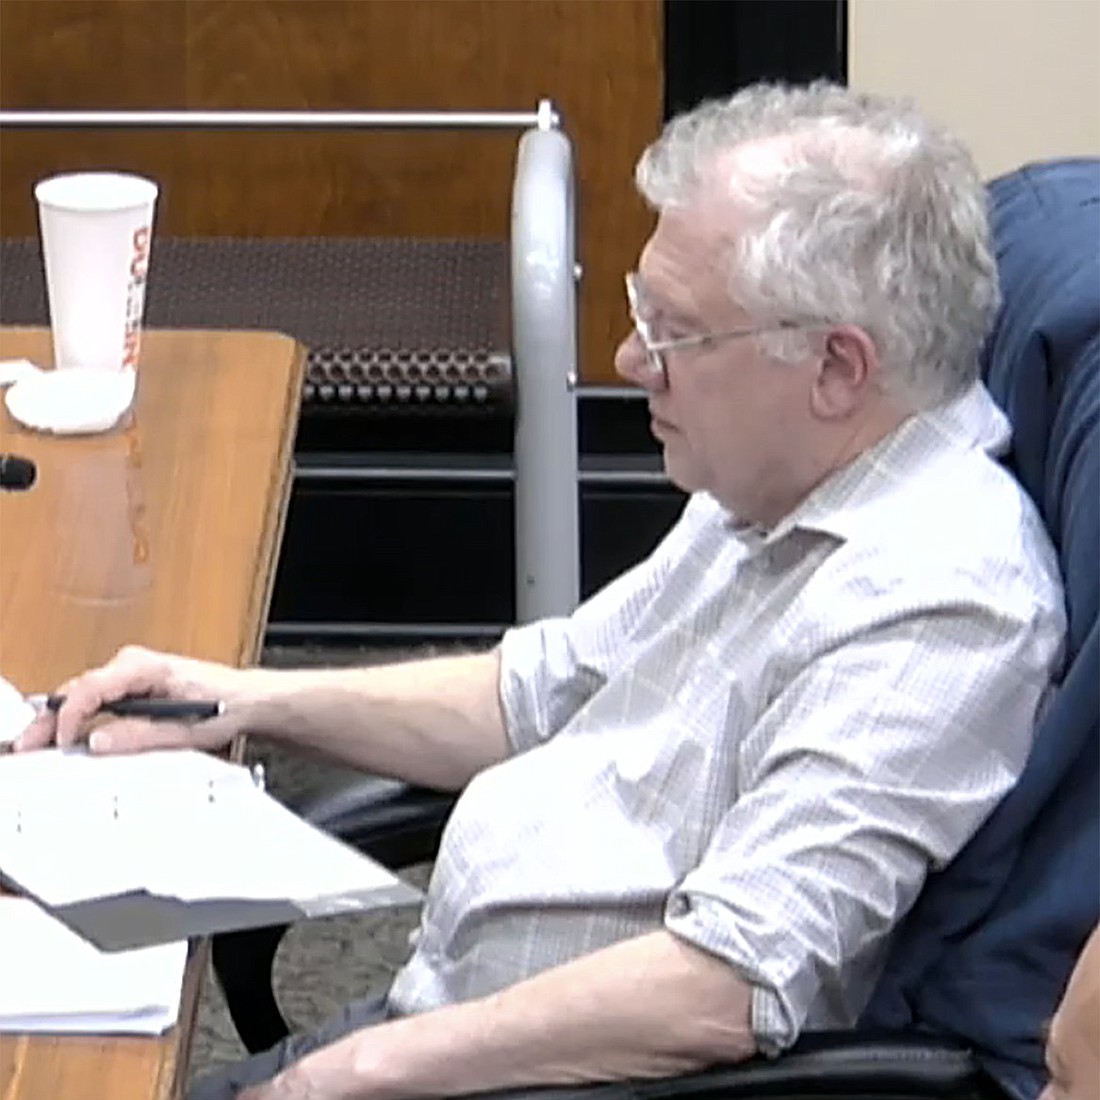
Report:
14,710,58,752
87,718,192,755
87,715,236,755
15,645,234,755
54,658,167,747
14,670,88,751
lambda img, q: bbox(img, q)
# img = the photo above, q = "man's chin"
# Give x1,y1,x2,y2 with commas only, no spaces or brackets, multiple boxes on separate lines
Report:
660,448,701,495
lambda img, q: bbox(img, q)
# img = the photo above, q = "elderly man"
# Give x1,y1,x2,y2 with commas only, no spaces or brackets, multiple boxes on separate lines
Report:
20,82,1065,1100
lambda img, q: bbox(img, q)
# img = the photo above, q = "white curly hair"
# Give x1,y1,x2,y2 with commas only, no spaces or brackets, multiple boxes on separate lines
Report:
635,82,1000,408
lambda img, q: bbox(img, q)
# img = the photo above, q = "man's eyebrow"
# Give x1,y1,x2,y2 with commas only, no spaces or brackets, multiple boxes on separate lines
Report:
641,289,700,328
634,271,699,324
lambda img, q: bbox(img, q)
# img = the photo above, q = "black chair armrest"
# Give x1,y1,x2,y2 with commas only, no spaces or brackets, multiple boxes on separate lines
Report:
631,1031,995,1098
297,774,457,869
465,1033,994,1099
212,775,453,1054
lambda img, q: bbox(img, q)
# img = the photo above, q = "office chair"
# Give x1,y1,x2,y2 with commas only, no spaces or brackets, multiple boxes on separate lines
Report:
212,158,1099,1100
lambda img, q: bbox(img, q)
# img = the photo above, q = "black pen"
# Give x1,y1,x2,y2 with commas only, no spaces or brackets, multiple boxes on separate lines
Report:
28,694,225,722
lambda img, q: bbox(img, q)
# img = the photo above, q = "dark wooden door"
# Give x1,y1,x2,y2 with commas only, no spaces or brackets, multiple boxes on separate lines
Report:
0,0,664,384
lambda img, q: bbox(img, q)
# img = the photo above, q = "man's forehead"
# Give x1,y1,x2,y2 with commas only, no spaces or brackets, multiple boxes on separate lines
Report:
637,135,815,308
645,204,729,253
639,211,729,306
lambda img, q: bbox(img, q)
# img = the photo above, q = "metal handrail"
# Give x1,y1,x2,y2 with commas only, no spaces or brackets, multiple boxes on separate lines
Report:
0,103,558,131
0,98,580,624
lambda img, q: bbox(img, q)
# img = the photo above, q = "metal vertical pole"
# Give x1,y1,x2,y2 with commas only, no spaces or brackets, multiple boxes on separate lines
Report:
510,114,581,621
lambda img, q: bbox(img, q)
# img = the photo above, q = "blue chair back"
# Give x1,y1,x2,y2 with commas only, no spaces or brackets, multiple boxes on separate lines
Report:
862,159,1100,1100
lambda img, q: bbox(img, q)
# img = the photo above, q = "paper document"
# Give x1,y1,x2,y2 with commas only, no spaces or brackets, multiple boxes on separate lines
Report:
0,897,187,1034
0,747,422,951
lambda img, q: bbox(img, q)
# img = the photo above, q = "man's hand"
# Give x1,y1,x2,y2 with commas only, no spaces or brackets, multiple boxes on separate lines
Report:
15,644,248,754
237,1057,357,1100
237,1084,282,1100
236,1080,297,1100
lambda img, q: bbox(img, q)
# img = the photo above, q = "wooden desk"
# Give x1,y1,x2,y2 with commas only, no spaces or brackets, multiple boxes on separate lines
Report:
0,327,304,1100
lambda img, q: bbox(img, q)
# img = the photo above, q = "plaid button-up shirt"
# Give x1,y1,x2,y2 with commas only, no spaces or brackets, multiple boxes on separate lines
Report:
388,382,1065,1051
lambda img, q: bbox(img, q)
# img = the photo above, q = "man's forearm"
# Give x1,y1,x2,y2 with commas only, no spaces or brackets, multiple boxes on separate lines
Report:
234,649,509,790
279,930,755,1099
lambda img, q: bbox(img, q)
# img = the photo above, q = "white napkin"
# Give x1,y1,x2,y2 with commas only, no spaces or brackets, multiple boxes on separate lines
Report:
0,358,41,388
0,359,134,435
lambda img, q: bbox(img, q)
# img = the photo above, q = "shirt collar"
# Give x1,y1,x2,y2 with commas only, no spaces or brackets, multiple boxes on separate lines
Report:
745,381,1011,547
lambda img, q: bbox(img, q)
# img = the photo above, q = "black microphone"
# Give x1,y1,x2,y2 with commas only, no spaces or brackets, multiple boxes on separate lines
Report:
0,454,36,490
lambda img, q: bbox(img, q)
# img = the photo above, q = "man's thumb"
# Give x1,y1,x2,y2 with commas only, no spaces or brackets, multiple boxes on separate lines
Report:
88,719,190,754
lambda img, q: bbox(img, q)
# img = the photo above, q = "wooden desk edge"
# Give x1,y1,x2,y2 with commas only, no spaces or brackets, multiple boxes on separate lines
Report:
242,336,306,670
0,328,307,1100
170,334,304,1100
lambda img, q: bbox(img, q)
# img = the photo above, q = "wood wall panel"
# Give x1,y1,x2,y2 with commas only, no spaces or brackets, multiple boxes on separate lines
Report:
0,0,663,384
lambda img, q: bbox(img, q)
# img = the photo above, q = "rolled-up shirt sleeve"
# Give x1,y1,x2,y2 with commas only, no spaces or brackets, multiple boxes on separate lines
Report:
664,583,1064,1053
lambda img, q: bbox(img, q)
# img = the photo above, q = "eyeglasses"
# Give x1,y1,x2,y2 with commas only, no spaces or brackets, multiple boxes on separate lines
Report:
625,272,817,386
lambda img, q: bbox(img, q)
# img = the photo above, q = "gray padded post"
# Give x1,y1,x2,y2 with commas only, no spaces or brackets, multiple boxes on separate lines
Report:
510,122,581,622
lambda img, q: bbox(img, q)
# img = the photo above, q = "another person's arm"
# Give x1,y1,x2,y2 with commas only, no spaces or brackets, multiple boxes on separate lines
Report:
1040,923,1100,1100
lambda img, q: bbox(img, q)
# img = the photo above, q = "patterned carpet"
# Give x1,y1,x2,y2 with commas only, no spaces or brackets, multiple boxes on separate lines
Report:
186,646,439,1087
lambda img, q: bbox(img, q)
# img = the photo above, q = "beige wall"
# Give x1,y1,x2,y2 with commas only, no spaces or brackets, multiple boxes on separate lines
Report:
849,0,1100,178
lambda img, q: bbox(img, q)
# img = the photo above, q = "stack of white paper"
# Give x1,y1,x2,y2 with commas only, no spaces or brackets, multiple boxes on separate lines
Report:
0,746,422,951
0,898,187,1034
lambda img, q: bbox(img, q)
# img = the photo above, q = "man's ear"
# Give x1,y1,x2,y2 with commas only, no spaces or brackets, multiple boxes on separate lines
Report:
809,325,880,419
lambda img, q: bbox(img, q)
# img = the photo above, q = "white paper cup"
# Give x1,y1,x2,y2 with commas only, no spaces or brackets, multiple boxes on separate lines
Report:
34,172,157,402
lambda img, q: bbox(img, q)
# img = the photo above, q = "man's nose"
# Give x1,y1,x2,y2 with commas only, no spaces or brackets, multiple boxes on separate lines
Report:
614,330,655,389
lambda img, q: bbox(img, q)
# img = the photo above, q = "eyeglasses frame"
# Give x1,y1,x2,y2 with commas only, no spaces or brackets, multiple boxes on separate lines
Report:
624,271,823,386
